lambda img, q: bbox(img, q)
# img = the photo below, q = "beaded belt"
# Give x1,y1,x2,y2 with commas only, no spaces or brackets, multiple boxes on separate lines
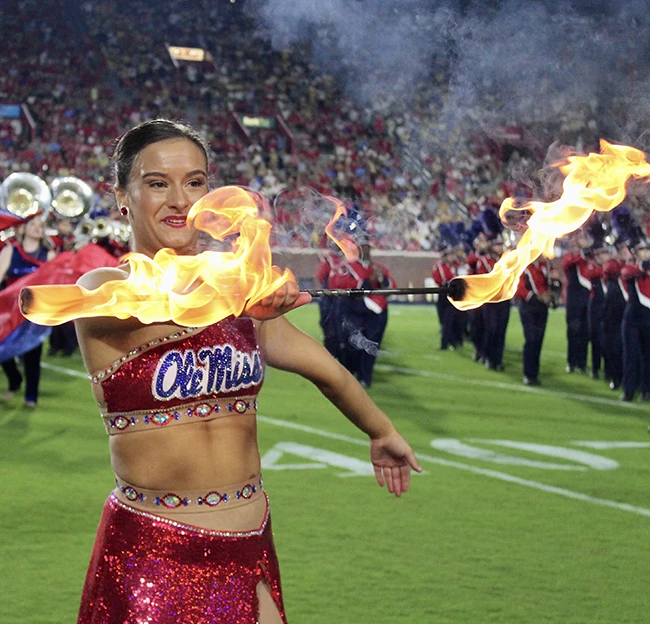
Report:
101,395,258,435
114,474,264,513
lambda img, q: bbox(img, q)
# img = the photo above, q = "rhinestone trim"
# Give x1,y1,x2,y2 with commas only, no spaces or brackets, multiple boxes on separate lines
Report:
115,480,145,503
89,327,201,383
110,493,270,537
102,398,258,435
113,477,264,512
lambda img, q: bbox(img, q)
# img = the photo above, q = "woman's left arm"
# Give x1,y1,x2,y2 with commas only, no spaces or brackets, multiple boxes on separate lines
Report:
257,315,422,496
0,244,13,284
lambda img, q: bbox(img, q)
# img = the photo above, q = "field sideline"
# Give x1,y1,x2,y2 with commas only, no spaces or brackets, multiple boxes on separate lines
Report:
1,303,649,623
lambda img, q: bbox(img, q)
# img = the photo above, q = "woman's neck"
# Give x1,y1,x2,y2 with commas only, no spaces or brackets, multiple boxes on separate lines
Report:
21,237,40,253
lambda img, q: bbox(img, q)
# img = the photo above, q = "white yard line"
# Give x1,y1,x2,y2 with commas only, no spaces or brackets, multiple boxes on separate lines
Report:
41,361,90,379
374,363,649,411
41,362,650,517
258,416,650,518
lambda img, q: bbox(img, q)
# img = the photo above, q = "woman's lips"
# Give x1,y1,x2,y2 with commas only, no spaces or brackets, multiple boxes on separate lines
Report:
162,216,187,228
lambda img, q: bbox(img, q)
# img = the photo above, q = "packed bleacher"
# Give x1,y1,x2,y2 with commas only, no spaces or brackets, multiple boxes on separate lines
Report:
1,0,650,251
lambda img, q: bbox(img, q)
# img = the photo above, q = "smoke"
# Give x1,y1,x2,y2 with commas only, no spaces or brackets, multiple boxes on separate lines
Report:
249,0,650,147
248,0,458,105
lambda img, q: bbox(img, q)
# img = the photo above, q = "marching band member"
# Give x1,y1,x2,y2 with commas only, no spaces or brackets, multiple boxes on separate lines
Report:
315,243,346,358
432,243,458,351
48,218,80,357
0,216,56,407
619,239,650,402
601,247,626,390
515,258,552,385
452,244,469,348
560,232,593,374
336,237,395,388
586,246,607,380
477,235,510,371
466,233,488,362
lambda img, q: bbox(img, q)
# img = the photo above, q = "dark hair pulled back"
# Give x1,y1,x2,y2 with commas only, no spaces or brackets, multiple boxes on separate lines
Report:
113,119,209,189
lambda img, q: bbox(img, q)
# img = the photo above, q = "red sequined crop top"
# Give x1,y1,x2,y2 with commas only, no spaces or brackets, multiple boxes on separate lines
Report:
91,317,264,435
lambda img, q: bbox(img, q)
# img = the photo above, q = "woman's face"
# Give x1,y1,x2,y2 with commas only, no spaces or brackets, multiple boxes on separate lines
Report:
116,138,208,257
24,217,44,241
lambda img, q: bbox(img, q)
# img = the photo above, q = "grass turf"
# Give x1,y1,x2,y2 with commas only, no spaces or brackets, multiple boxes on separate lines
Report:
1,304,649,623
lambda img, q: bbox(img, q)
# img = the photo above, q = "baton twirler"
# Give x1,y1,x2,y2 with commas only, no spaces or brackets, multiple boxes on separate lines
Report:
305,278,467,302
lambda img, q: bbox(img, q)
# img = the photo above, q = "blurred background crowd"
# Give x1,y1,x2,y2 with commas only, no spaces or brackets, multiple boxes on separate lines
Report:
2,0,650,251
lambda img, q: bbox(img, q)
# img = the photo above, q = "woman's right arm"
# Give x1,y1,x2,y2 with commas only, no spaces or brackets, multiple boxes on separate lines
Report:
74,266,146,340
74,266,150,373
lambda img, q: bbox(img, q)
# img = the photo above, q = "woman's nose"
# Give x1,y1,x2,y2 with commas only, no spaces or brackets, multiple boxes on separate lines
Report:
168,185,190,209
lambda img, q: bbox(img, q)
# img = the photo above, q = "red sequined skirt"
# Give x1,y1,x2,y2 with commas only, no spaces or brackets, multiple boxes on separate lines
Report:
78,493,287,623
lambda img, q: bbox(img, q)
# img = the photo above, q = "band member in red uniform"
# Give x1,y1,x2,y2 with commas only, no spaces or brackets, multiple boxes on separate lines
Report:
586,247,608,380
601,248,626,390
477,235,510,371
48,218,80,357
515,258,552,385
68,119,420,624
561,233,593,374
453,244,469,347
315,244,346,358
432,244,458,350
337,237,395,387
619,239,650,402
466,233,488,362
0,216,56,407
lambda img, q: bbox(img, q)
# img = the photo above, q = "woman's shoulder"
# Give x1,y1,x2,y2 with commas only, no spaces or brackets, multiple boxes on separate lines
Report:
77,264,129,290
0,242,14,256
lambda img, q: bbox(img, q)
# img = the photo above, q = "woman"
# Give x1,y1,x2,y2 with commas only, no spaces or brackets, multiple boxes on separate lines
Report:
0,216,56,407
74,119,421,624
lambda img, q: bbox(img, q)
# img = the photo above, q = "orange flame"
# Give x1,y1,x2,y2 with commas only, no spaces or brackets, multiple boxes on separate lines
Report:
21,186,294,326
324,198,360,261
454,140,650,311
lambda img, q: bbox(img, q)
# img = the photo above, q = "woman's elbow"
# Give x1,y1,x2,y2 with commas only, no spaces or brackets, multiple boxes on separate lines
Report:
312,359,352,398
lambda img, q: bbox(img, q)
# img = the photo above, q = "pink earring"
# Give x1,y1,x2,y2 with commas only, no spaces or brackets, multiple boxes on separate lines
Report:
120,206,129,216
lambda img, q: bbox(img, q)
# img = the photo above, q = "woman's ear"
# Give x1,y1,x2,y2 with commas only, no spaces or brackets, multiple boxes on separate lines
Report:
114,185,127,212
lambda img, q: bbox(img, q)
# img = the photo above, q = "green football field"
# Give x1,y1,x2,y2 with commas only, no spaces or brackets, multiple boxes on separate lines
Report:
1,304,649,623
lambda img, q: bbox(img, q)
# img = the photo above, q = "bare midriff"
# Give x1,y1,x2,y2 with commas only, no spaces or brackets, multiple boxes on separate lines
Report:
109,415,261,490
80,322,267,531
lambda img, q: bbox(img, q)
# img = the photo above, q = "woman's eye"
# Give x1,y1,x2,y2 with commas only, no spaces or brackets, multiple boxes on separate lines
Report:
189,179,206,187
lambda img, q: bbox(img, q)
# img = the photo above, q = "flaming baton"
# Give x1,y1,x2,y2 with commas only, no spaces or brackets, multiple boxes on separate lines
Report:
19,141,650,327
451,140,650,310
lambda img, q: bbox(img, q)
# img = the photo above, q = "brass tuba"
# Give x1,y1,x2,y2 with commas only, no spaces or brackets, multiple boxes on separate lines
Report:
50,176,93,220
1,172,52,218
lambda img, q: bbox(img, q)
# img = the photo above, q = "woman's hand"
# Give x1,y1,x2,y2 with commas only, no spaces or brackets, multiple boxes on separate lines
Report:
245,276,312,321
370,431,422,497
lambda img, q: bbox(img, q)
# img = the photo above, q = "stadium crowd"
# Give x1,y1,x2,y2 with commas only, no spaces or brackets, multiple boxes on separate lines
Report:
2,0,650,405
5,0,649,250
